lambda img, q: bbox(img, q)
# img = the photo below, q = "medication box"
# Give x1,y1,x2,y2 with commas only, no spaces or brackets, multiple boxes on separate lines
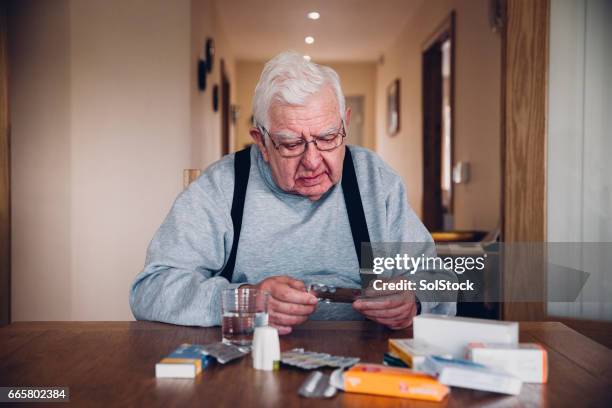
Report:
467,343,548,383
422,356,522,395
388,339,452,370
342,363,449,401
155,344,213,378
413,314,518,358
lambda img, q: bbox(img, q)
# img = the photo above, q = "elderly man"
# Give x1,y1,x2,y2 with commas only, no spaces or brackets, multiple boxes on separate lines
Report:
130,51,454,334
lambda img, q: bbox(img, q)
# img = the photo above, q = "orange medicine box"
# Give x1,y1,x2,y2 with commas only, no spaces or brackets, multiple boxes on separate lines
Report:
342,363,450,401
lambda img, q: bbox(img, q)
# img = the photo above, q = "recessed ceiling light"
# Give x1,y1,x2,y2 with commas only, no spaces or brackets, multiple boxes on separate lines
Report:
305,36,315,45
307,11,320,20
303,55,311,61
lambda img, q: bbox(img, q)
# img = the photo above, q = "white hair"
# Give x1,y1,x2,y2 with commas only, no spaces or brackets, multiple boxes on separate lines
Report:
252,50,346,132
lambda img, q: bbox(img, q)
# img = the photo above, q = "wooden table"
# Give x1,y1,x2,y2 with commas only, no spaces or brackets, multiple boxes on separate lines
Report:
1,321,611,407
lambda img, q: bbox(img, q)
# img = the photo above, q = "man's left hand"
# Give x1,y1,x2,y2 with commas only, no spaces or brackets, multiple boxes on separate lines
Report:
352,279,417,330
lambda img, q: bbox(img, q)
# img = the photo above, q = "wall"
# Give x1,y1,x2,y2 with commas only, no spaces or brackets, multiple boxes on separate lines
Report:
9,0,233,321
68,0,191,320
375,0,501,231
235,60,377,151
9,0,73,319
191,0,236,166
324,62,377,151
235,61,265,150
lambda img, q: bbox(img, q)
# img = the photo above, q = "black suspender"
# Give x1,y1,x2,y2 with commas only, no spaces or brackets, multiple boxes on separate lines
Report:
341,147,371,267
218,146,370,282
218,147,251,281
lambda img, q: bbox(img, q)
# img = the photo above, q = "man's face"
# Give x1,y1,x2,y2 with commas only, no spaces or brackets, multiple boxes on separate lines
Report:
251,86,349,201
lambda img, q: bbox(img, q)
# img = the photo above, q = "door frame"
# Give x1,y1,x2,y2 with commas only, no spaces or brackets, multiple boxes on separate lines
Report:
501,0,549,321
220,59,230,155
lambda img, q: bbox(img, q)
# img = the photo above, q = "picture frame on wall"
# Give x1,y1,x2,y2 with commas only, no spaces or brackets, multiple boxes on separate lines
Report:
387,78,400,136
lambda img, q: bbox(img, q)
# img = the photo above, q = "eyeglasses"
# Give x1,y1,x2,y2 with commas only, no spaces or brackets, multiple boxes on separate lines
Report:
258,121,346,158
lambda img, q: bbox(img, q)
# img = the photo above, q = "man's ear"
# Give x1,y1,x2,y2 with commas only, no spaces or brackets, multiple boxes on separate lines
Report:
344,106,352,128
250,128,270,162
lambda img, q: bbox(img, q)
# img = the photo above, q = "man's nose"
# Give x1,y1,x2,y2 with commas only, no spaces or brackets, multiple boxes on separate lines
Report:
300,141,323,170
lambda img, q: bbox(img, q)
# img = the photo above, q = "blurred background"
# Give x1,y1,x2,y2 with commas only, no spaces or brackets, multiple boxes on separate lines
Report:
1,0,610,346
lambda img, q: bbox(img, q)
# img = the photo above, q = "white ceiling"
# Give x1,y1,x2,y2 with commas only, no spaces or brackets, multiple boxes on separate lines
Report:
215,0,423,62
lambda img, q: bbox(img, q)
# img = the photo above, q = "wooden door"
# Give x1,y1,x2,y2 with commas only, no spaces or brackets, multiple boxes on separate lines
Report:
0,1,11,326
422,47,444,231
421,12,455,233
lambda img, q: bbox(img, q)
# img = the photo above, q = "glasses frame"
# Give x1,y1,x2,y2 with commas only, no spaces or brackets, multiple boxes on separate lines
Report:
257,120,347,158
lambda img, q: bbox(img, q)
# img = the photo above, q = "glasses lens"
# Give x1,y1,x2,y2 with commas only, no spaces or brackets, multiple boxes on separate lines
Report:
273,126,345,157
278,141,306,157
316,134,341,151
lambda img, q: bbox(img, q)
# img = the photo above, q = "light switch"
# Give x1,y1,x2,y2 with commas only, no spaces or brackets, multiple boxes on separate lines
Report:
452,162,470,184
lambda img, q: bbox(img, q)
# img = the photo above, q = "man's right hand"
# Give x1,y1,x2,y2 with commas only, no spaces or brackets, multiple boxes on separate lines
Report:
251,276,318,335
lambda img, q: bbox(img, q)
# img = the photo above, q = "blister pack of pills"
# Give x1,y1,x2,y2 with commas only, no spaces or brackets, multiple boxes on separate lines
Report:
199,342,249,364
307,284,362,303
281,348,360,370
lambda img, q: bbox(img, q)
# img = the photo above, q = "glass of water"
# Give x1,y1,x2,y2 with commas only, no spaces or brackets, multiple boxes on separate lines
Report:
221,287,269,347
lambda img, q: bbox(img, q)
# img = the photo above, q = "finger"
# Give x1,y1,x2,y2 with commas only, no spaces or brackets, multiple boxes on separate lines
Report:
272,284,318,305
362,310,409,323
261,275,292,287
391,320,414,329
378,315,414,330
365,311,413,327
269,297,316,316
353,296,408,311
285,278,307,291
257,276,288,293
270,323,292,335
385,320,413,330
358,302,413,319
269,310,309,326
373,305,417,329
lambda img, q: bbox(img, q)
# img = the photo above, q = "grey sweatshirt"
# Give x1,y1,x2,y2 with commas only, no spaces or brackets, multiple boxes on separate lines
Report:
129,145,455,326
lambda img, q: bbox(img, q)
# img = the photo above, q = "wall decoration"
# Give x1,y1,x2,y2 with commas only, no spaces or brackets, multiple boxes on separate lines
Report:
198,59,207,91
206,38,215,73
387,78,400,135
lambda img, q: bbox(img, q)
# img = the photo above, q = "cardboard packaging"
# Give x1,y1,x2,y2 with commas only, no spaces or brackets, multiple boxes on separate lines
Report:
155,344,213,378
341,363,450,401
467,342,548,383
422,355,523,395
388,339,452,370
413,314,519,358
